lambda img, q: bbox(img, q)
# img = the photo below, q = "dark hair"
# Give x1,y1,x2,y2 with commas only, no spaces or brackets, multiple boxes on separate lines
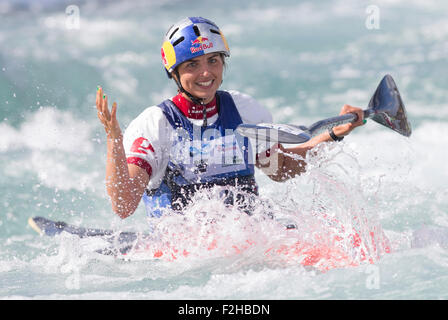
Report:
220,53,227,70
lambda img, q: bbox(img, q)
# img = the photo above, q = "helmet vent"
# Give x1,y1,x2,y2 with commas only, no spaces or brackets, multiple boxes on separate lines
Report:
172,36,184,47
193,25,201,36
169,27,179,40
209,29,220,35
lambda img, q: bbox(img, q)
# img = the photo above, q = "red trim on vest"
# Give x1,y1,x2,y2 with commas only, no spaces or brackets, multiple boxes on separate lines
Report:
171,93,218,119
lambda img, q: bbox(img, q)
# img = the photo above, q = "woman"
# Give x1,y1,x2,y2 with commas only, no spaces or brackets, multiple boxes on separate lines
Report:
96,17,364,219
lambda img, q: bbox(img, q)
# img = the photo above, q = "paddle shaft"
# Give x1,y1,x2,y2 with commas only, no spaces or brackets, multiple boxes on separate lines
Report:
308,109,372,137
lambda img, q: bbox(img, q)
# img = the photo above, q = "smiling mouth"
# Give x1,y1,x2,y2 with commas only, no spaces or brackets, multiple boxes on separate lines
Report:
196,80,214,88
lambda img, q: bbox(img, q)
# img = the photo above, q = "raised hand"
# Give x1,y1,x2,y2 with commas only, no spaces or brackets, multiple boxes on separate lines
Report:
96,86,122,139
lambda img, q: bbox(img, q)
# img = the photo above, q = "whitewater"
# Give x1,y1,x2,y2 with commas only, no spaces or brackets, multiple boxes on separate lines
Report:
1,0,448,299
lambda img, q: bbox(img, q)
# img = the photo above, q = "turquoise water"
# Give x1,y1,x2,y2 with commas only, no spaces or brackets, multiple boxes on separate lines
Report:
1,0,448,299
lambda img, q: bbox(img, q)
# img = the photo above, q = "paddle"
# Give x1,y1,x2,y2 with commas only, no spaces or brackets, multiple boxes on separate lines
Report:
236,74,412,144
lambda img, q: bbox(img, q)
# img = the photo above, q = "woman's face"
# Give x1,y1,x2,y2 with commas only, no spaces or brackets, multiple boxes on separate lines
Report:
176,52,224,104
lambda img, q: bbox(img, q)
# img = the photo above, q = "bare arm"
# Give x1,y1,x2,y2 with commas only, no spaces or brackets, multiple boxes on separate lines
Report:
96,87,149,218
256,104,365,182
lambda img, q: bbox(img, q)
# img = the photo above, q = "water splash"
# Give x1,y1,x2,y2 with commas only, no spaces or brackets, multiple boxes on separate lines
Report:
95,142,391,272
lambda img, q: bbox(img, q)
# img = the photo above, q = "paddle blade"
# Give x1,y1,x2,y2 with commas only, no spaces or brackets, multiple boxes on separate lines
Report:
236,123,311,144
368,74,412,137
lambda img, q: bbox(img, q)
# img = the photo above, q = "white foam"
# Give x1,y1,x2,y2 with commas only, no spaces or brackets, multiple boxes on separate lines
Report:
0,107,93,153
331,65,362,79
102,66,139,96
407,122,448,189
322,88,370,107
375,0,445,10
352,121,448,190
143,266,315,299
0,107,102,192
233,2,327,25
88,51,149,69
37,12,140,48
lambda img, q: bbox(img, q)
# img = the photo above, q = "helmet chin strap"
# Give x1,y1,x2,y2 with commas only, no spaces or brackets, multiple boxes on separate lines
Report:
173,70,208,127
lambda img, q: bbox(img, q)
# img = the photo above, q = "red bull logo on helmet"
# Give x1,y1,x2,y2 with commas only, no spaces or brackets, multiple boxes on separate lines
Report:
190,36,213,54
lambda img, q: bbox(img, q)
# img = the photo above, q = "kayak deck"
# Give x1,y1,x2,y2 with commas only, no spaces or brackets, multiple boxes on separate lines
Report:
28,215,390,271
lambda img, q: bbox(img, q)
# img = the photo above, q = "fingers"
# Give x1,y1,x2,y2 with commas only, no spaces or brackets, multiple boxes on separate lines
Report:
111,102,117,120
96,89,104,123
95,86,122,138
96,86,106,117
332,104,366,138
96,86,102,112
103,94,111,120
96,86,112,121
340,104,364,127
